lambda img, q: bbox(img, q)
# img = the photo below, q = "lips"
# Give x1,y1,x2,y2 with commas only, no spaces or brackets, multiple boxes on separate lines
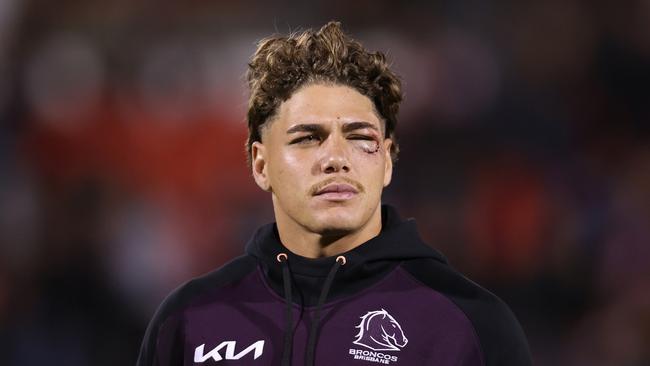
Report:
314,183,359,201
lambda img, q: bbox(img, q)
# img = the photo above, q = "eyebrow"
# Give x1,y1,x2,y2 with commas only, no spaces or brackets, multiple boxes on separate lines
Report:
286,121,379,134
342,121,379,133
286,124,324,134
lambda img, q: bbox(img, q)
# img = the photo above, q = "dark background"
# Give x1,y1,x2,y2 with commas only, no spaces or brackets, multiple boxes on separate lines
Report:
0,0,649,365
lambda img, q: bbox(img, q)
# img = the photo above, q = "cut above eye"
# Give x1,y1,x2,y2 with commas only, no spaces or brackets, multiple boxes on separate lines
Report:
350,137,380,153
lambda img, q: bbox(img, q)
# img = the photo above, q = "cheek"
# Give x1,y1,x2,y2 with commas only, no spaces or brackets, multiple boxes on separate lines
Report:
351,152,386,178
271,151,309,191
281,151,304,168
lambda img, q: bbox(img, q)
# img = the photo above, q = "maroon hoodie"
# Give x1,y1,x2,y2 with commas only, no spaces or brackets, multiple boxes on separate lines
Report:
137,205,531,365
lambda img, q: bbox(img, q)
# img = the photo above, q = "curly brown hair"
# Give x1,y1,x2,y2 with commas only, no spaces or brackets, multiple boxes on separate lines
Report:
245,21,403,165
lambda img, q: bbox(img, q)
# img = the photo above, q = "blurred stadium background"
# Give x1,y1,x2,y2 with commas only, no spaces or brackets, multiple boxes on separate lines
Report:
1,0,649,365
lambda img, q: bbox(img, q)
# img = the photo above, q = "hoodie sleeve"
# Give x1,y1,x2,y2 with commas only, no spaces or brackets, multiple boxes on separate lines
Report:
136,288,185,366
136,255,259,366
402,258,532,366
463,293,531,366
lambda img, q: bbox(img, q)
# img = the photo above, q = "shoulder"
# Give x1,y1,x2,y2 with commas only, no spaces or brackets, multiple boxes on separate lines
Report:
153,254,257,322
401,258,532,366
136,255,258,366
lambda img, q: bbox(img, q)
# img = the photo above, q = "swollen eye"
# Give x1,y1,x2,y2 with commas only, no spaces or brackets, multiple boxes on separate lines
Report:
351,139,380,154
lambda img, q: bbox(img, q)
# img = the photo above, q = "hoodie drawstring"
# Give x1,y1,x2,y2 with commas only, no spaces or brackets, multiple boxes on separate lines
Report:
277,253,293,366
277,253,346,366
305,255,346,365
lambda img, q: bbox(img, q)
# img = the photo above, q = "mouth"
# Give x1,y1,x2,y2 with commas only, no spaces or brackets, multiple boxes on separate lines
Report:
313,183,359,201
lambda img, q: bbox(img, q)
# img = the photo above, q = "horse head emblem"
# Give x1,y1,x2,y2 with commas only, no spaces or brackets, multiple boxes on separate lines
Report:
353,309,408,351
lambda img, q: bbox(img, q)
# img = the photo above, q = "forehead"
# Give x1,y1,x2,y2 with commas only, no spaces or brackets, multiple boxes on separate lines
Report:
273,83,382,130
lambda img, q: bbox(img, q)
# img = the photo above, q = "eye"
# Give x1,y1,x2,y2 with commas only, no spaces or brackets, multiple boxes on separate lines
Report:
348,134,375,141
290,134,321,145
348,134,380,153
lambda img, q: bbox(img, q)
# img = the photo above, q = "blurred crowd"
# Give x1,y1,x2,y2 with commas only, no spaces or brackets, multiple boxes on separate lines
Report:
0,0,649,365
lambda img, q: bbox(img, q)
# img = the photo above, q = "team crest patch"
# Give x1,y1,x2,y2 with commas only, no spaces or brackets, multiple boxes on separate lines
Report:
348,309,407,364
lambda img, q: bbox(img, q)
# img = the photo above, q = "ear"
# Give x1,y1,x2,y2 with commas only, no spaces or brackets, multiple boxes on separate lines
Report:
251,141,272,192
383,138,393,187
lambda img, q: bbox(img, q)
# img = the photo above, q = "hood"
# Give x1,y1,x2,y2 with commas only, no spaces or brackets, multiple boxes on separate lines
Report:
245,204,447,307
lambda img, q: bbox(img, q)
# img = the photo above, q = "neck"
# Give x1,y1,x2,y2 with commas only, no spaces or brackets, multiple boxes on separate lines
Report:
273,204,383,258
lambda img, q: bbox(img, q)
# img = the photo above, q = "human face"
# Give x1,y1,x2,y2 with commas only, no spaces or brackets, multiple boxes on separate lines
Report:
251,83,393,236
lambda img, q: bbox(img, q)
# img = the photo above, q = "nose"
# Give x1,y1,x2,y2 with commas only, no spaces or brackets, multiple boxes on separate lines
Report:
319,135,350,174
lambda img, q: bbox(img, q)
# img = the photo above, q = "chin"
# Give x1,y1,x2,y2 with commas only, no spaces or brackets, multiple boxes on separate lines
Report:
314,224,357,238
310,208,364,234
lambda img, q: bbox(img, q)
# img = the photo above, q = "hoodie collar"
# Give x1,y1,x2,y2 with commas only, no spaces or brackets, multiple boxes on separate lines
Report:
245,204,446,279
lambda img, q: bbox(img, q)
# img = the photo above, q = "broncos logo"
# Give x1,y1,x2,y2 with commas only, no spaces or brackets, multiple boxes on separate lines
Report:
353,309,408,351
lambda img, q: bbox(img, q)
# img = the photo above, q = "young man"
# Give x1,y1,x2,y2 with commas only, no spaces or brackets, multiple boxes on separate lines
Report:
137,22,532,366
